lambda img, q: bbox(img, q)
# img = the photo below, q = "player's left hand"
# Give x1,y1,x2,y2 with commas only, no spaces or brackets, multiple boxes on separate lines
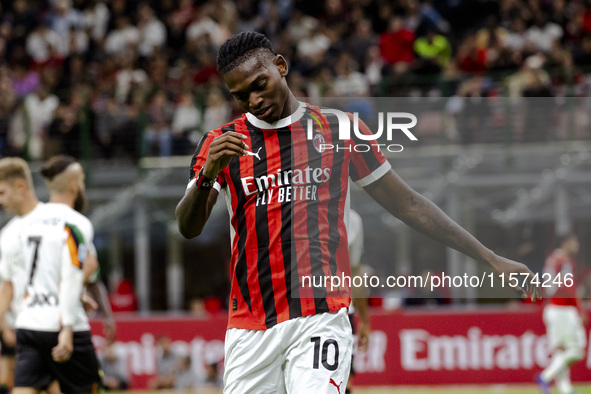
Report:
489,254,542,302
357,320,370,352
1,326,16,347
81,291,98,313
52,327,74,363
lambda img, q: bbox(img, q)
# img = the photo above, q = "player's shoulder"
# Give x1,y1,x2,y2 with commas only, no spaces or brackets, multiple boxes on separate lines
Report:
0,215,22,240
47,203,94,234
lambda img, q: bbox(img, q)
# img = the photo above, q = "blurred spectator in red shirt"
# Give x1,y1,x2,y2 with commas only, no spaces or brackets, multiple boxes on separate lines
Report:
379,16,415,66
110,279,138,312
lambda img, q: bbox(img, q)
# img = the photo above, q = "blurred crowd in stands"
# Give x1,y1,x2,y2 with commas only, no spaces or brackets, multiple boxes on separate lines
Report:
99,335,223,391
0,0,591,160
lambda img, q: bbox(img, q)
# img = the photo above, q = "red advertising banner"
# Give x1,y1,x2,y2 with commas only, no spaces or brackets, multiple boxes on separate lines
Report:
89,305,591,388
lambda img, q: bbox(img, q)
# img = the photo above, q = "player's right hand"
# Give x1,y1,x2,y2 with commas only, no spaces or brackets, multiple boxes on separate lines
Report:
489,255,542,302
52,327,74,363
202,132,248,179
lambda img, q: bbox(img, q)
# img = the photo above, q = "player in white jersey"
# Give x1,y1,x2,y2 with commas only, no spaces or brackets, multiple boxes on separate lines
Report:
40,155,116,344
0,158,101,394
0,161,32,394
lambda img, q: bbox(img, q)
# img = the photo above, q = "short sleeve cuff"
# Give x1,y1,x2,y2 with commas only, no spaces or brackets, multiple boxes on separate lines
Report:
354,161,391,188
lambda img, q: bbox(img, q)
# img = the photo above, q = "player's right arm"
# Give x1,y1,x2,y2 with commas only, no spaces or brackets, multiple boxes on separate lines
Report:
176,131,248,238
0,281,14,346
0,229,16,346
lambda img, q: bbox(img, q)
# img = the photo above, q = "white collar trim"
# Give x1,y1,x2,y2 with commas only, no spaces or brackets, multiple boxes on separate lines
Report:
246,101,306,129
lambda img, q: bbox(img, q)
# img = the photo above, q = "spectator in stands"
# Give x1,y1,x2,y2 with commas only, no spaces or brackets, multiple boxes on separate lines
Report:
296,25,331,73
148,336,178,390
379,16,415,76
346,19,378,69
49,0,82,41
526,14,563,53
174,356,197,390
457,35,488,74
333,52,370,97
136,3,166,59
186,6,223,48
100,342,129,391
171,91,201,156
144,90,173,157
365,45,384,94
201,88,230,136
110,279,138,312
196,362,223,389
82,0,110,44
48,91,84,158
104,16,139,56
114,55,148,105
503,17,528,52
413,28,451,74
26,19,65,66
22,83,59,159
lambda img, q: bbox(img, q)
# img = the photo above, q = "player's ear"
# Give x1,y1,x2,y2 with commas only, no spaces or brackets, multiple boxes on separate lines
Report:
13,178,27,192
68,177,78,194
275,55,288,78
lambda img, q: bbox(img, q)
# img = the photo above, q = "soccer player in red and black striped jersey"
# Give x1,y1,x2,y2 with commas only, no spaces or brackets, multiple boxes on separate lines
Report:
537,233,586,394
176,32,541,394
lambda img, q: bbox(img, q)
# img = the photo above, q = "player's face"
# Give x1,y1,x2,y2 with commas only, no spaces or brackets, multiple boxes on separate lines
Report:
223,54,291,123
0,180,22,214
566,236,580,256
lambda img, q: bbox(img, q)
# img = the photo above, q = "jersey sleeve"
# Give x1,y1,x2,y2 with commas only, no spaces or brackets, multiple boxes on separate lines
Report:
60,223,86,327
347,210,364,268
186,130,227,193
348,116,391,188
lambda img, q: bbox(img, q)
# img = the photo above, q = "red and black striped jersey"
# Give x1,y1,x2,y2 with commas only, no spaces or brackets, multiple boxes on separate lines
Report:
187,102,391,330
543,249,579,307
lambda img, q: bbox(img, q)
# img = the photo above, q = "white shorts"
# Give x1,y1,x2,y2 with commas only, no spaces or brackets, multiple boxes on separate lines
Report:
543,304,586,351
224,307,353,394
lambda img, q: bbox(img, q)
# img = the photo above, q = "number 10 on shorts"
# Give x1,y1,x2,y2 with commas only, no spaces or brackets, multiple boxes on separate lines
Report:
311,337,339,371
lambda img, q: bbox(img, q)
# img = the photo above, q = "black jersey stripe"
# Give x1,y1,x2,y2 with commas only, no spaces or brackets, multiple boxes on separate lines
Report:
277,127,302,320
226,123,253,314
302,113,329,315
250,129,278,329
325,113,345,277
189,131,213,180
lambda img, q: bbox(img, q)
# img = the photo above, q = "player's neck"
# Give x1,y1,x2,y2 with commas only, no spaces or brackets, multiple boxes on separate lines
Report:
282,93,300,119
49,193,74,209
18,193,39,216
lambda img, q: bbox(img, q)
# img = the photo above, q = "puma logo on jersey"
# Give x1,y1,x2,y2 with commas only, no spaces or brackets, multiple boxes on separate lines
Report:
329,378,343,393
245,147,262,160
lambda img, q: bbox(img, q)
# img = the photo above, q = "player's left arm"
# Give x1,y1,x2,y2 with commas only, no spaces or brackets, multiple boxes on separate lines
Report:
351,266,370,351
364,169,540,300
86,279,116,342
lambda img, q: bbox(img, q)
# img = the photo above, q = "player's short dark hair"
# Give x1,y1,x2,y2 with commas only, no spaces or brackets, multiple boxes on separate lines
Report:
216,31,276,75
40,155,77,181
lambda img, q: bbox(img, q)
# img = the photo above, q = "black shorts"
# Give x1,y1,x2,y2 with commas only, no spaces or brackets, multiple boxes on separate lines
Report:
0,334,15,357
14,329,101,394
